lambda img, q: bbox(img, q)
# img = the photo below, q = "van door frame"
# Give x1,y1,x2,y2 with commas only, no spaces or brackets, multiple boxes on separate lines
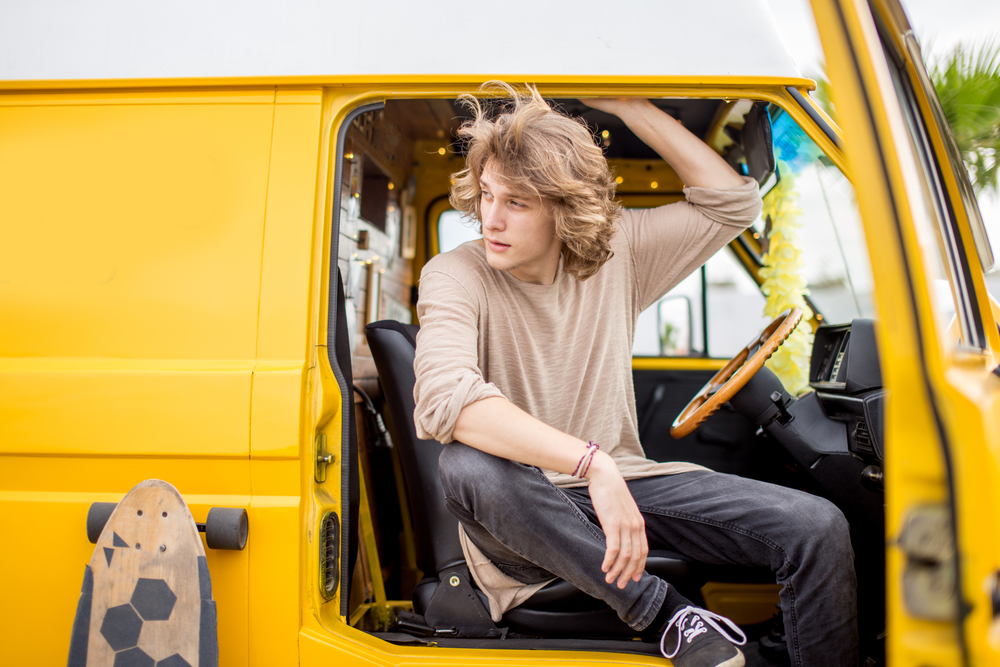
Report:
304,81,877,662
811,0,1000,663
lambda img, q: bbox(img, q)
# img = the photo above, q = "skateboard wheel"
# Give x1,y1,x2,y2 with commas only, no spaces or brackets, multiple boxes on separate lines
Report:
205,507,249,550
87,502,118,544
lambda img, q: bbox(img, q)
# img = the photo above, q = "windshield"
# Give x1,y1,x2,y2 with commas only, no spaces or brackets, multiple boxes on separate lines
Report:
762,108,875,324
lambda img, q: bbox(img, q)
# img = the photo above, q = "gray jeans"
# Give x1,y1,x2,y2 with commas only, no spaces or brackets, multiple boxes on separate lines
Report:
439,442,858,667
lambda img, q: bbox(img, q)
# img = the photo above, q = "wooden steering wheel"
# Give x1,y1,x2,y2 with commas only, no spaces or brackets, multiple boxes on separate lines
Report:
670,307,803,439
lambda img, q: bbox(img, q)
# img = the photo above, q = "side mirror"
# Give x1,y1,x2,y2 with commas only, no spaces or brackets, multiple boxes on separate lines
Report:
722,101,775,188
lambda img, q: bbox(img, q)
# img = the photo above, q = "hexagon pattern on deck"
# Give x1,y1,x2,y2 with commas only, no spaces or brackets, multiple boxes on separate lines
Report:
101,604,143,651
131,578,177,621
99,577,190,665
114,646,155,667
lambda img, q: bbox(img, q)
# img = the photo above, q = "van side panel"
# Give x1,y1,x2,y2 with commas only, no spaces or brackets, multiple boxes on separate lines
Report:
0,90,276,665
247,90,325,667
0,458,252,665
0,91,277,457
0,91,275,361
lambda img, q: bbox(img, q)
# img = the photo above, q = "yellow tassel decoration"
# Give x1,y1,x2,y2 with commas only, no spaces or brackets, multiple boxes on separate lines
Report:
758,160,814,396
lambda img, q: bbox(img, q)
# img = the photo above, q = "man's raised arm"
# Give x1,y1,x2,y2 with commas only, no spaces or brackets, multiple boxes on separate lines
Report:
581,98,746,190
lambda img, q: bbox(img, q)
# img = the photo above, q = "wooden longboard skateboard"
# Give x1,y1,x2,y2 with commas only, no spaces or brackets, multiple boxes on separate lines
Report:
68,480,218,667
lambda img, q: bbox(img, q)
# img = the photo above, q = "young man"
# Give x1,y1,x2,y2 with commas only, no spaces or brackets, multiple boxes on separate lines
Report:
412,84,857,667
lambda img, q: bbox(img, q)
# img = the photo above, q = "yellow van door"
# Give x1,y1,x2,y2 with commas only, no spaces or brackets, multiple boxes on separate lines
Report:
0,89,277,666
812,0,1000,663
242,88,325,667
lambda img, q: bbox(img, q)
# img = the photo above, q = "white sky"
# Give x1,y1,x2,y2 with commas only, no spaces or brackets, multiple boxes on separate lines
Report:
768,0,1000,74
766,0,1000,266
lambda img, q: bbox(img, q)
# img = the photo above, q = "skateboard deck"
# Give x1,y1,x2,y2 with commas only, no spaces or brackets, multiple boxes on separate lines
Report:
68,480,218,667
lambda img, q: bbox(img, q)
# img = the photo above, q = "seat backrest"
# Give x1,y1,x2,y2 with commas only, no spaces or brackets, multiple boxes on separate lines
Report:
365,320,464,576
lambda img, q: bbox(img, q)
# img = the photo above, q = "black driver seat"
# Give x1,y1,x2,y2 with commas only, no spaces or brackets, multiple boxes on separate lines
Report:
365,319,769,637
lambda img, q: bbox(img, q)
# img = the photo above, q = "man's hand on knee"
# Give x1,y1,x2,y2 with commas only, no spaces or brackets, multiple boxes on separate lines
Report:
586,451,649,589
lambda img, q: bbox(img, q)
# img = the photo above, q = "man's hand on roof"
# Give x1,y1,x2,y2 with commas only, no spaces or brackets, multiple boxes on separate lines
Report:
581,96,746,190
579,97,646,117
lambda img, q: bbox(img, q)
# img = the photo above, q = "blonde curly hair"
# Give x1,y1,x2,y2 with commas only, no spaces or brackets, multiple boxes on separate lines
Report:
449,82,620,280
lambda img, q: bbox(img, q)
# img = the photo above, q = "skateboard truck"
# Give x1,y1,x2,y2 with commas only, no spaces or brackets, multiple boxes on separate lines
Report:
87,502,249,550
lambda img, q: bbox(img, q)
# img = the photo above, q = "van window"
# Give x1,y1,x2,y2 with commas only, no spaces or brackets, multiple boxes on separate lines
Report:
635,108,875,358
877,23,987,348
633,249,770,357
438,209,481,254
769,109,875,323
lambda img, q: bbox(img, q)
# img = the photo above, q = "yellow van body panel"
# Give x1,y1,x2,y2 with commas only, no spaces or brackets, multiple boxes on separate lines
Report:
0,90,274,362
0,458,254,666
0,73,815,93
813,0,1000,664
299,625,668,666
251,89,324,461
810,2,961,663
0,86,331,665
246,90,326,667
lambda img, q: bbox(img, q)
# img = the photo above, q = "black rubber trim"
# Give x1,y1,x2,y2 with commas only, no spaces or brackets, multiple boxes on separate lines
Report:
328,100,385,618
830,3,967,663
369,633,663,656
787,87,843,150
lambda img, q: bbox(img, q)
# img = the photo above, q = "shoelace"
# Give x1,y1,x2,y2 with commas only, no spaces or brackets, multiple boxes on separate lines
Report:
660,605,748,659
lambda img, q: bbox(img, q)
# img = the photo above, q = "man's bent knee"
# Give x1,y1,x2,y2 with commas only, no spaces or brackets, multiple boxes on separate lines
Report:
438,442,511,498
796,495,854,563
811,497,850,539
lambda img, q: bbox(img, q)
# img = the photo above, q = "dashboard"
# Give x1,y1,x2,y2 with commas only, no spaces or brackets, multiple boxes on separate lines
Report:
810,319,885,462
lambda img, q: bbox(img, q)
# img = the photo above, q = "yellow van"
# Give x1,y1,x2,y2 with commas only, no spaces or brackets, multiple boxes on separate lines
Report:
2,0,997,665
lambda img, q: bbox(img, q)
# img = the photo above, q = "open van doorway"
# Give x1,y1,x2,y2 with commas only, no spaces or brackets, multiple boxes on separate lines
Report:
328,92,883,665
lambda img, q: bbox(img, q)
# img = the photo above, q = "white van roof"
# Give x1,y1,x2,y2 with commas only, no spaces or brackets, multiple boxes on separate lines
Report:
0,0,802,83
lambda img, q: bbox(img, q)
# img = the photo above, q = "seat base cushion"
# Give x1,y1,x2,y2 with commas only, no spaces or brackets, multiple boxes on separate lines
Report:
413,550,772,638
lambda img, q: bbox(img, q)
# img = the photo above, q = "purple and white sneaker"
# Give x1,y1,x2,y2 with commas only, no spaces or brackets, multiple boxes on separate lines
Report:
659,605,747,667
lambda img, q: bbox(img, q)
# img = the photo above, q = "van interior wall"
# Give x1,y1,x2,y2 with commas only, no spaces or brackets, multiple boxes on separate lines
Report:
337,99,462,605
337,100,460,393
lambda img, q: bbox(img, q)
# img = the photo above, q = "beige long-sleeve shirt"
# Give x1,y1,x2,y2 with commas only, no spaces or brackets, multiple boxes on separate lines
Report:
413,177,761,620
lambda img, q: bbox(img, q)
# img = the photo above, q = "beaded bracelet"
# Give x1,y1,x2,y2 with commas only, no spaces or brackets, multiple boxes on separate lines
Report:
573,441,600,478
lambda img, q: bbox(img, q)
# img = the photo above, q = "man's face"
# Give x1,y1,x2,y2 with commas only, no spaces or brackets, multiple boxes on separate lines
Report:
479,167,563,285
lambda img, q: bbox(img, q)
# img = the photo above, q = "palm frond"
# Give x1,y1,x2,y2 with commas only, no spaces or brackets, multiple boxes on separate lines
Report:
929,38,1000,195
